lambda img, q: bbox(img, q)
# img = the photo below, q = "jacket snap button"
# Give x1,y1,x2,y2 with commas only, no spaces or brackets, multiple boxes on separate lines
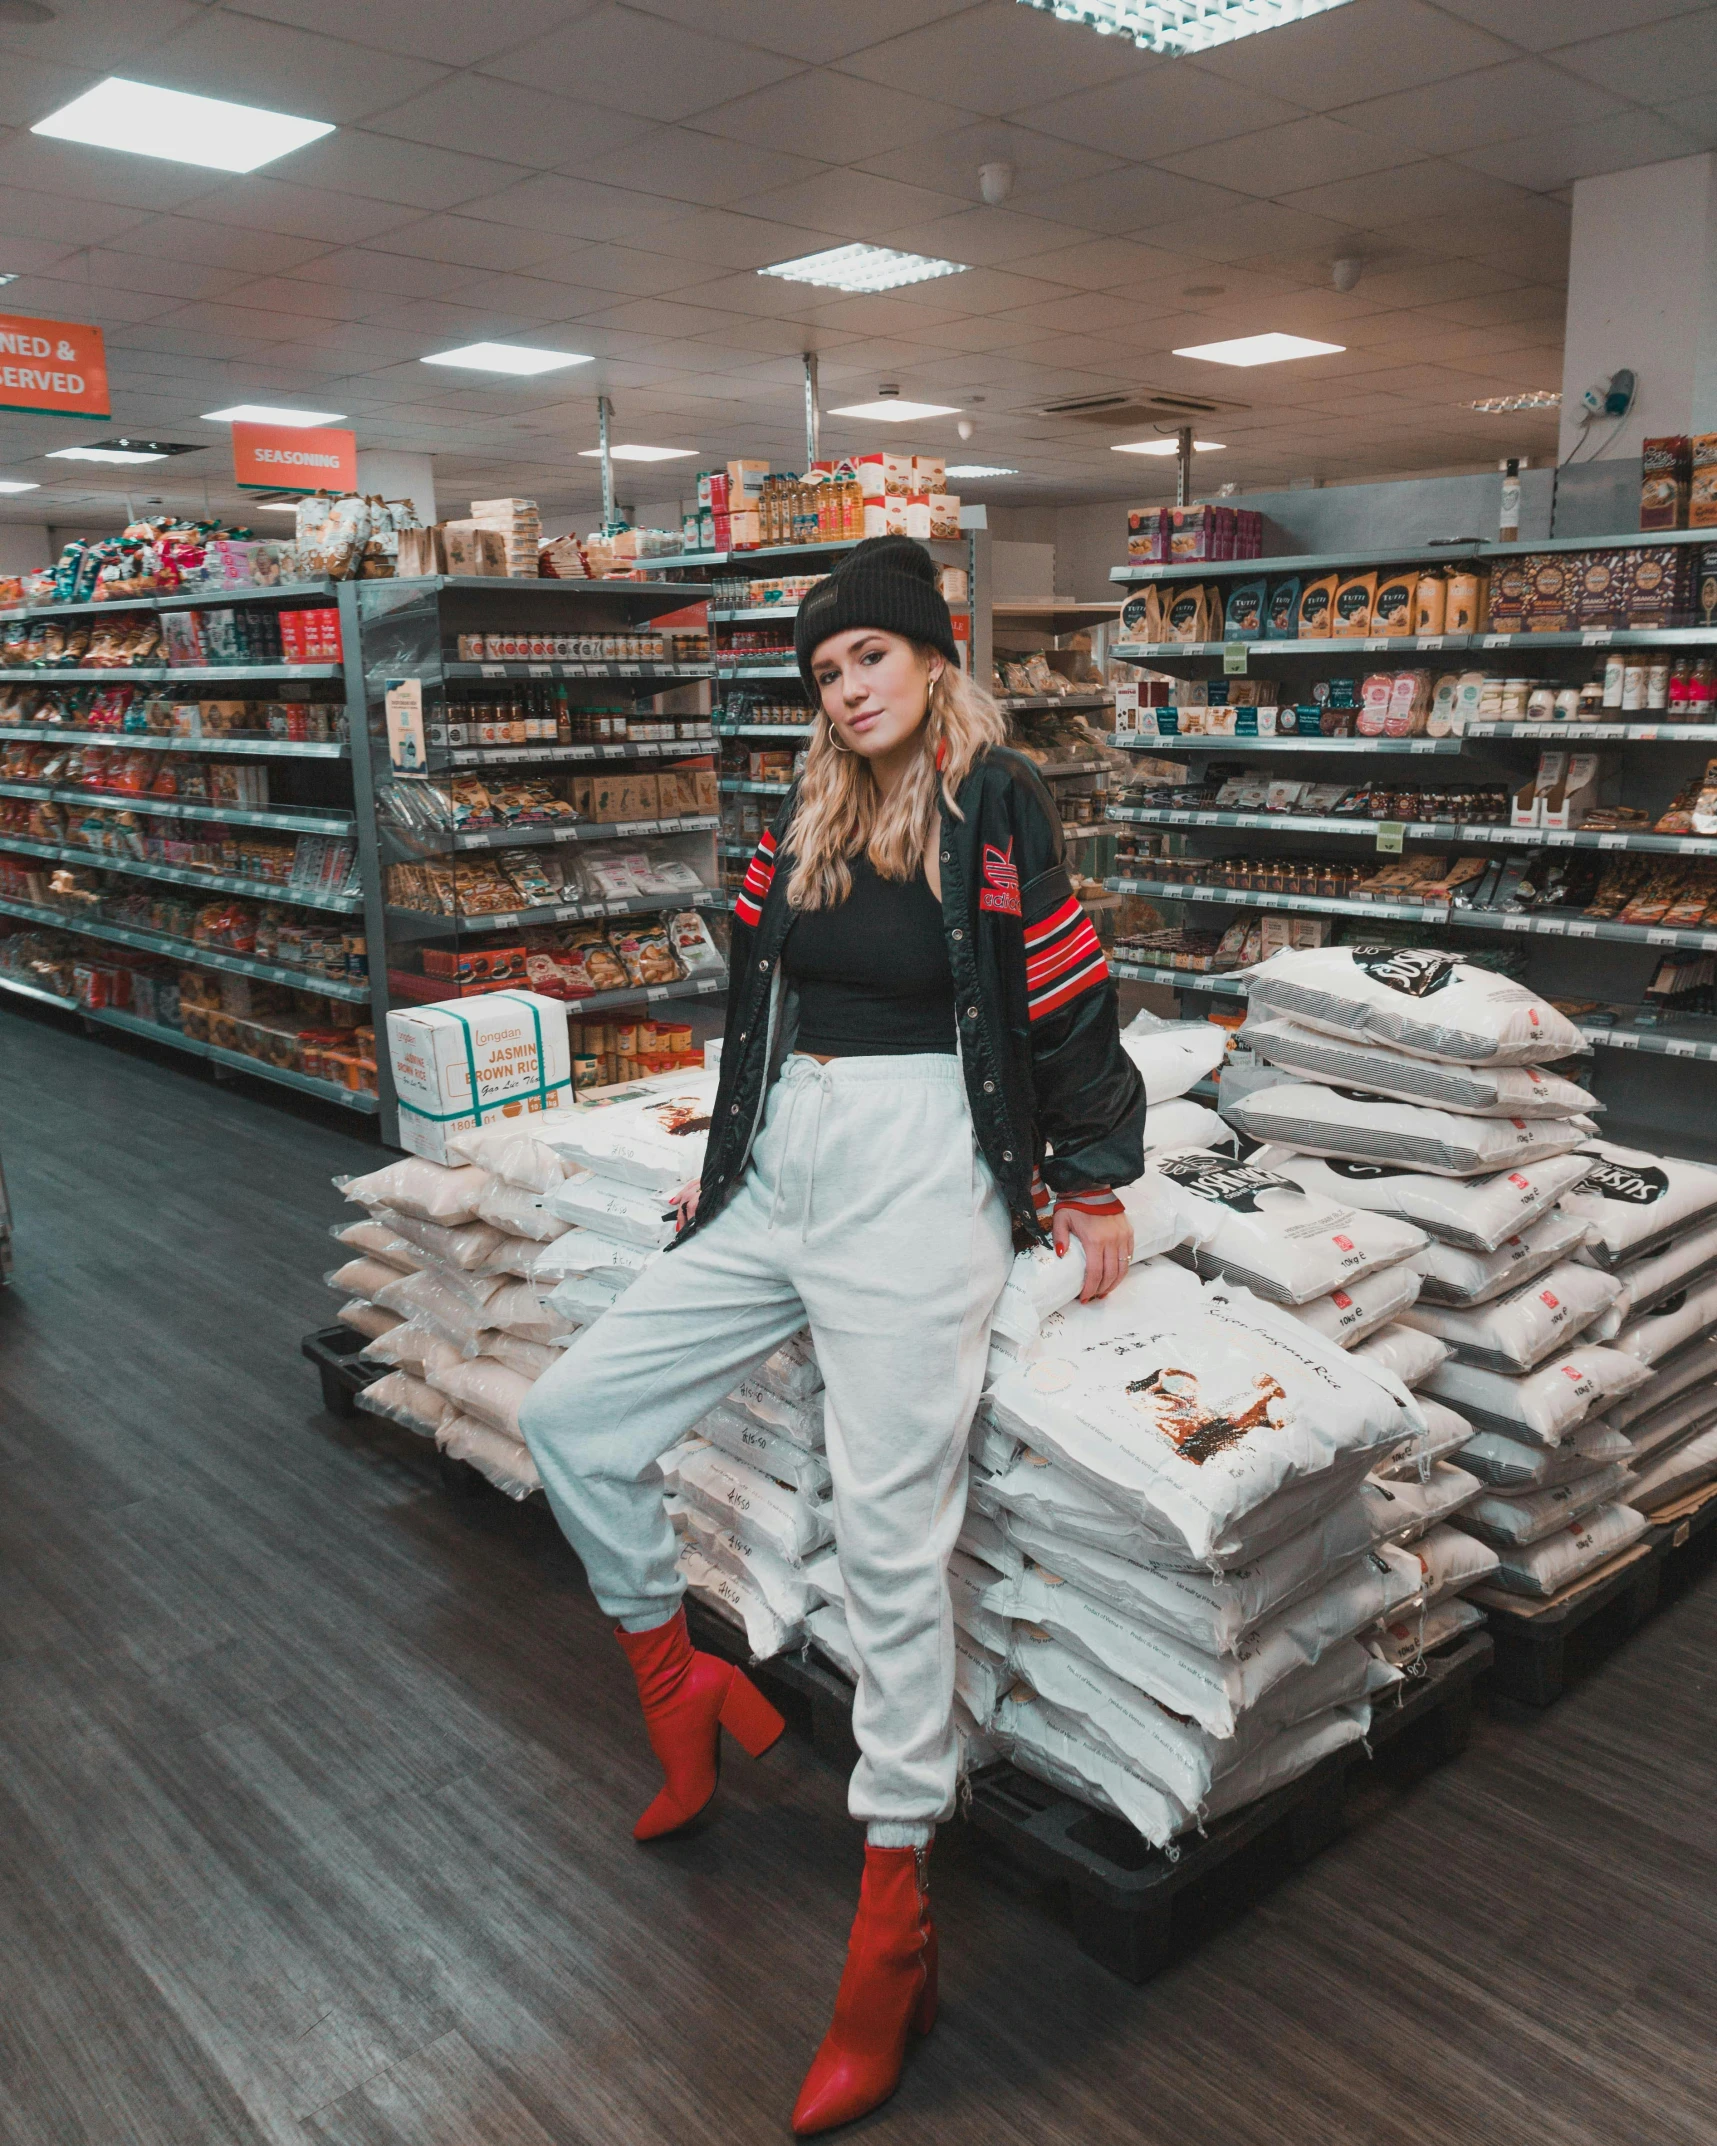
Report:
1002,1150,1013,1162
739,1031,747,1042
965,1005,978,1019
952,928,964,941
941,850,950,861
729,1103,740,1114
758,958,769,972
983,1079,995,1093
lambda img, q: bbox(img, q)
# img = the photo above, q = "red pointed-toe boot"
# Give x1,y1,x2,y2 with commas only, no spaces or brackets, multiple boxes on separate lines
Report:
791,1842,937,2137
614,1608,785,1842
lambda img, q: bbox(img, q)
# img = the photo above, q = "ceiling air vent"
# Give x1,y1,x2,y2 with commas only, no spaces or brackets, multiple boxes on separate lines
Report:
1032,389,1247,424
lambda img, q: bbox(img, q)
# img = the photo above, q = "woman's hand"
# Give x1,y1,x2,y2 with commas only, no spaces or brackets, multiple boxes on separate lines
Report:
1052,1204,1133,1302
669,1179,701,1232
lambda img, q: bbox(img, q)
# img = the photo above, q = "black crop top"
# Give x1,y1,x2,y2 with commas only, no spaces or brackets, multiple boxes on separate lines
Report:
783,849,956,1056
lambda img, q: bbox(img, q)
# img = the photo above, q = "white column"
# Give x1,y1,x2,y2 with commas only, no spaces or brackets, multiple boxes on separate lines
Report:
1560,153,1717,463
354,449,436,524
0,524,52,575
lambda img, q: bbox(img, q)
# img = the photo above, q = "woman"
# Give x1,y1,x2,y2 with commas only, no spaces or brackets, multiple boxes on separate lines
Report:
521,535,1146,2134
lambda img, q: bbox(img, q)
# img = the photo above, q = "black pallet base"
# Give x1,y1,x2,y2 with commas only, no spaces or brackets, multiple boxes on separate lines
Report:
969,1632,1493,1984
1481,1486,1717,1707
301,1324,385,1418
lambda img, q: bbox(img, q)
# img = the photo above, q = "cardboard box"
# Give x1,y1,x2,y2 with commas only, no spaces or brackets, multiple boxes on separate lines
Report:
692,768,719,814
1542,750,1606,830
569,773,594,819
387,990,572,1163
726,460,769,503
863,496,908,537
1486,558,1530,632
1627,545,1689,626
1524,554,1574,632
912,454,946,492
1573,549,1629,628
1691,433,1717,527
441,522,506,576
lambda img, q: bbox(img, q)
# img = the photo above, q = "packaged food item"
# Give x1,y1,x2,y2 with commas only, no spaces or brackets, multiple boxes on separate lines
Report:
383,991,573,1165
1442,569,1485,633
1424,1344,1651,1445
1413,571,1446,636
1331,571,1376,637
1411,1210,1594,1306
1239,1018,1596,1119
1297,574,1337,638
1265,579,1301,638
1640,435,1691,530
1372,572,1415,637
1253,1146,1593,1255
609,922,683,987
1244,944,1588,1065
1220,1079,1589,1178
1402,1261,1623,1373
667,907,725,976
1478,1503,1648,1598
1224,580,1265,640
1690,431,1717,528
1560,1141,1717,1267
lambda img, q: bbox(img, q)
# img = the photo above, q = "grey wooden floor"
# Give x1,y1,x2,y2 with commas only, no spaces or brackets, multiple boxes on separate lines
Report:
3,1001,1716,2146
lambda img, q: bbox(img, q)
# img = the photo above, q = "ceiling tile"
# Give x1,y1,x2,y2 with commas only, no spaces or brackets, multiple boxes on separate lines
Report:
288,246,487,298
0,135,224,212
1134,198,1351,262
1553,7,1717,101
0,52,99,131
1000,235,1200,291
0,0,205,72
1186,0,1514,108
835,0,1147,114
0,184,154,247
458,174,693,244
0,275,176,326
623,2,985,72
1160,116,1419,199
873,207,1104,269
692,68,953,163
855,120,1122,205
574,294,762,339
67,248,257,302
737,168,966,242
1278,159,1529,232
1337,57,1626,157
1028,165,1248,237
1457,109,1702,190
145,8,450,123
171,177,421,245
1029,67,1306,160
145,299,305,344
225,0,600,69
0,234,86,277
519,242,711,294
119,216,334,273
366,78,654,172
280,131,533,211
481,5,804,121
624,207,842,270
561,126,825,208
1431,0,1714,53
1330,258,1528,308
214,274,379,321
363,214,573,271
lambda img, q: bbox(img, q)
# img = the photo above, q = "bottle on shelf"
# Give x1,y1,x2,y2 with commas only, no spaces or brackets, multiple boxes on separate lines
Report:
1499,457,1521,544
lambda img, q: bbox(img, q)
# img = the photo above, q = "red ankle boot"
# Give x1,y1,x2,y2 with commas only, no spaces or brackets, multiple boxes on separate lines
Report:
614,1609,785,1842
791,1842,937,2136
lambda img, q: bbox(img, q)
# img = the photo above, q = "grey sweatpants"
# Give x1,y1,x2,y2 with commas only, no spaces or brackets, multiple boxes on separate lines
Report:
520,1052,1014,1825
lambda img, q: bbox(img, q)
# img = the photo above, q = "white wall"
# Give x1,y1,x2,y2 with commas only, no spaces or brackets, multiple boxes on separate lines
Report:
0,524,51,576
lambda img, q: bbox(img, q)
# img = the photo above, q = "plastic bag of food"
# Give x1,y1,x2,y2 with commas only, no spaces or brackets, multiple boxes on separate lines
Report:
436,1412,542,1500
1404,1522,1499,1605
325,1255,410,1301
1425,1344,1651,1445
426,1354,536,1440
1119,1010,1228,1101
356,1370,450,1437
1290,1262,1424,1349
332,1217,423,1269
1477,1501,1646,1597
1402,1262,1623,1373
608,922,682,988
1240,1015,1597,1117
667,907,725,976
542,1073,719,1190
1361,1461,1481,1543
678,1510,814,1639
1560,1140,1717,1267
989,1176,1200,1347
476,1176,571,1243
340,1156,491,1223
446,1116,576,1192
1612,1275,1717,1366
1458,1461,1634,1548
376,1208,508,1272
1244,944,1587,1065
1349,1321,1450,1391
699,1402,832,1496
1411,1209,1594,1304
545,1174,677,1248
335,1298,402,1341
1370,1594,1486,1667
1598,1217,1717,1320
670,1442,832,1563
358,1321,464,1380
1222,1077,1589,1177
1373,1396,1475,1478
1254,1145,1591,1254
1146,1147,1426,1304
1456,1419,1632,1489
1630,1425,1717,1512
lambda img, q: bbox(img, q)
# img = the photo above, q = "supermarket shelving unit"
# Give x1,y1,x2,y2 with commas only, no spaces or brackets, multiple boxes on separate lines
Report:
0,577,381,1116
1103,530,1717,1158
347,573,729,1143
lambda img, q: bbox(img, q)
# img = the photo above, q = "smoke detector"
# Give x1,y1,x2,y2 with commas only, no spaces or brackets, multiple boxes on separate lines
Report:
979,160,1015,205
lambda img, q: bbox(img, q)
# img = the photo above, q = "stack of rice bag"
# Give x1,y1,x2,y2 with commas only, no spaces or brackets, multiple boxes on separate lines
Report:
968,1256,1429,1845
1221,943,1653,1604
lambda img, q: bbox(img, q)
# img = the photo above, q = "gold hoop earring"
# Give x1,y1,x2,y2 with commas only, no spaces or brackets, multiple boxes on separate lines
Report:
828,727,852,755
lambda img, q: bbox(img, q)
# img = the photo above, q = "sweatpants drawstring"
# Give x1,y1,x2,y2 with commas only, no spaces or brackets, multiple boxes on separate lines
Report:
767,1058,836,1240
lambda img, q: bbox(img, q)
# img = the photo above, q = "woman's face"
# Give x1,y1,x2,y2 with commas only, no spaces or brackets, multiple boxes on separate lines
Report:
810,629,941,760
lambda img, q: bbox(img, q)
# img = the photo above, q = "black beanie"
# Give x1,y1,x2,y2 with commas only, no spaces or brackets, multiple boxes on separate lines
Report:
794,534,957,691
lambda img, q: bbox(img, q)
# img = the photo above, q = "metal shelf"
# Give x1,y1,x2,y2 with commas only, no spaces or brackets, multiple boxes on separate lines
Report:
1112,732,1469,755
386,886,720,938
0,969,379,1110
1107,877,1448,924
1112,959,1249,995
3,581,335,619
718,779,793,797
0,779,353,835
1112,804,1717,856
438,736,713,767
716,663,801,680
1115,637,1475,661
713,724,812,739
639,536,962,575
388,967,727,1013
0,835,360,911
996,692,1114,712
1110,530,1717,588
389,574,712,603
1028,755,1112,778
450,811,719,853
0,722,345,759
1462,720,1717,742
709,606,803,622
444,658,712,681
1581,1024,1717,1062
4,663,345,683
0,893,371,995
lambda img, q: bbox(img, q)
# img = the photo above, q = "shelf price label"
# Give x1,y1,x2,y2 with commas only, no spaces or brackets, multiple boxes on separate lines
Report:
1665,1040,1699,1057
1223,645,1248,676
1483,634,1513,649
1582,629,1613,646
1375,821,1405,854
1567,921,1598,938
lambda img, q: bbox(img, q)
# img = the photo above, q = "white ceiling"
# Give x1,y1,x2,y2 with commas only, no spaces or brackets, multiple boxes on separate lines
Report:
1,0,1714,535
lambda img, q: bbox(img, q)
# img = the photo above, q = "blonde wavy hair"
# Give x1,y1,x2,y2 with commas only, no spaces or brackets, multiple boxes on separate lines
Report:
785,652,1009,910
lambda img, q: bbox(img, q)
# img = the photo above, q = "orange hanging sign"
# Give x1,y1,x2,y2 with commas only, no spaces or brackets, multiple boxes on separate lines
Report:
0,312,110,418
232,420,356,492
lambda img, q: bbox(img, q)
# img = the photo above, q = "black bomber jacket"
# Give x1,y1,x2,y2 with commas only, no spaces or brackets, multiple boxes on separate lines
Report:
676,745,1148,1252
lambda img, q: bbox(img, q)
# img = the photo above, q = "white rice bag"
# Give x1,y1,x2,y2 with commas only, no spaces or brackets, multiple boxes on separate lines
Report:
1147,1147,1426,1304
1478,1501,1647,1598
1458,1461,1635,1548
1370,1594,1487,1667
753,1328,823,1401
1290,1262,1423,1349
1373,1397,1475,1479
372,1264,501,1347
948,1546,1012,1654
326,1254,411,1301
1630,1424,1717,1512
672,1443,832,1562
446,1115,575,1191
1628,1388,1717,1467
1458,1420,1633,1489
476,1177,571,1243
341,1157,490,1223
545,1173,678,1248
989,1175,1199,1347
700,1402,832,1496
1411,1210,1595,1305
1402,1262,1623,1373
721,1373,825,1450
1199,1704,1373,1826
426,1355,535,1440
1561,1141,1717,1267
359,1320,464,1378
1351,1321,1449,1391
355,1369,450,1437
1427,1345,1651,1446
1611,1275,1717,1367
1140,1098,1232,1153
1594,1216,1717,1319
953,1626,1010,1725
1240,1015,1597,1117
541,1075,719,1191
376,1207,507,1273
1404,1522,1499,1606
679,1506,817,1628
678,1542,802,1660
1243,944,1586,1065
1361,1461,1482,1543
332,1217,423,1269
1254,1145,1591,1254
1120,1010,1228,1099
806,1600,860,1680
1607,1334,1717,1431
1222,1079,1588,1177
436,1413,541,1499
994,1689,1186,1846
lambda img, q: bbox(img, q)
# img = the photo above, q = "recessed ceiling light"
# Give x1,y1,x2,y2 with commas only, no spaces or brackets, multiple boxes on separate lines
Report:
1173,332,1344,367
760,244,970,295
830,398,962,423
32,77,333,174
47,444,168,464
1112,438,1226,455
251,500,302,512
203,403,346,427
421,342,594,377
578,443,696,462
0,478,40,492
1468,390,1562,413
0,273,16,288
1017,0,1354,57
945,464,1018,478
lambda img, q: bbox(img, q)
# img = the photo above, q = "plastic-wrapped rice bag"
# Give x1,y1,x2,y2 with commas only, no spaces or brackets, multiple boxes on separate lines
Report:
1255,1145,1590,1255
539,1075,718,1191
1350,1321,1449,1391
1240,1015,1597,1117
1458,1461,1635,1547
1561,1142,1717,1268
1403,1522,1499,1605
436,1413,541,1500
1476,1502,1647,1597
1222,1078,1589,1177
341,1157,490,1224
1425,1345,1651,1446
355,1369,450,1436
1290,1262,1424,1349
1119,1009,1228,1100
1412,1210,1594,1305
1458,1420,1633,1489
1361,1461,1482,1544
1243,944,1586,1065
1402,1262,1622,1374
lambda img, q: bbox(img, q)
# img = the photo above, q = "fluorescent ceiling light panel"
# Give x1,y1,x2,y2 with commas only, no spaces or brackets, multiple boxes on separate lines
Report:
1173,332,1343,367
760,244,969,294
829,398,961,423
945,464,1018,477
32,77,333,174
421,342,594,377
203,403,345,427
47,444,167,463
579,444,696,462
0,274,16,288
0,479,40,492
1017,0,1354,57
253,501,302,512
1112,437,1225,454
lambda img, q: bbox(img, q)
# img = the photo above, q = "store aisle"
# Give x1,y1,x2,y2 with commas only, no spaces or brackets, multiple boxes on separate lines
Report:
3,1003,1716,2146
